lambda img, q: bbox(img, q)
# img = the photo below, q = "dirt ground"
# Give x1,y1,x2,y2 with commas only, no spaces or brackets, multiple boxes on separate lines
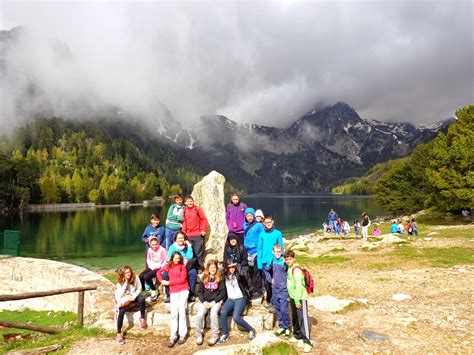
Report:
69,226,474,354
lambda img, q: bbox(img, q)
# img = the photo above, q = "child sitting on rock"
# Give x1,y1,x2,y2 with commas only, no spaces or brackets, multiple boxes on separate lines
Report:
115,265,147,345
139,236,167,301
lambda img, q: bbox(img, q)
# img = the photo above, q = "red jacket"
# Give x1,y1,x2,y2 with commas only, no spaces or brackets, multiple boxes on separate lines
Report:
182,206,208,237
166,263,189,294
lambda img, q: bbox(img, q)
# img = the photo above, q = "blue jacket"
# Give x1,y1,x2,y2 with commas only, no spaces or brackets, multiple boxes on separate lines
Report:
167,242,194,261
141,224,166,248
390,223,398,233
328,210,338,222
266,255,288,297
257,228,284,270
243,208,264,255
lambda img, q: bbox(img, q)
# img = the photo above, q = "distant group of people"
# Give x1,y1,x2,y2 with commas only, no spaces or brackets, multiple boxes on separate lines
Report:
390,218,418,236
324,208,372,239
114,193,314,352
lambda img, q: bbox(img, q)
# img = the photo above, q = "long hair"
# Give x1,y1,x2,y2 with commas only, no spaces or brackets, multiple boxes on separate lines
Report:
117,265,136,285
174,230,188,242
168,251,184,268
202,259,222,285
223,259,239,279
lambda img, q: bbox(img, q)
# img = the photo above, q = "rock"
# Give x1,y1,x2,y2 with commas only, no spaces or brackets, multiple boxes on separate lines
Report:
191,171,228,256
395,316,417,327
356,298,369,306
194,332,281,355
334,319,345,326
447,316,454,322
308,295,354,313
360,330,389,343
423,237,433,241
262,312,275,330
392,294,412,301
380,234,406,244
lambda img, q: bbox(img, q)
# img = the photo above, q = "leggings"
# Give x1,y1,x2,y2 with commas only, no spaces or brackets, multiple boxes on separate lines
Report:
117,294,146,333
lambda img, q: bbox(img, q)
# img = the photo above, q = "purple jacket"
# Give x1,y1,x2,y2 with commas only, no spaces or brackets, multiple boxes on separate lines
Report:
226,202,248,234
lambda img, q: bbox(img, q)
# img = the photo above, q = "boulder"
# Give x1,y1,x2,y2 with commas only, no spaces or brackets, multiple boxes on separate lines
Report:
191,171,228,257
360,330,389,343
308,295,354,313
392,293,412,301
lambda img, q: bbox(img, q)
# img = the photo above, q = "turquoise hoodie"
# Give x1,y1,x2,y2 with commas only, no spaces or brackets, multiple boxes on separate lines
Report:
243,208,264,255
257,227,284,270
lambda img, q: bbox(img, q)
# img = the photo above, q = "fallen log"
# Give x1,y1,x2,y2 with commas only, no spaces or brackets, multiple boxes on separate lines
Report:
0,320,62,334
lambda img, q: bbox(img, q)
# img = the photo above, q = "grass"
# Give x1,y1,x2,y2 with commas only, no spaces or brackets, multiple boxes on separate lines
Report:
330,247,346,253
263,342,298,355
390,245,474,267
0,310,105,353
298,254,351,266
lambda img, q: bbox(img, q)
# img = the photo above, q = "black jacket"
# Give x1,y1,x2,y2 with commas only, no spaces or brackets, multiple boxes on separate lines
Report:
198,277,226,303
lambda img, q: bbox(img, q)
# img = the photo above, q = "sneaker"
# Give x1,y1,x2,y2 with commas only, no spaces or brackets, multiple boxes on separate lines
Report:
303,343,313,353
164,295,170,303
139,318,147,331
288,336,299,343
217,334,229,344
252,293,263,300
167,338,177,348
196,333,203,345
207,334,219,346
116,333,125,345
274,328,286,337
177,336,187,345
145,283,151,291
150,290,159,302
248,329,256,341
284,329,291,338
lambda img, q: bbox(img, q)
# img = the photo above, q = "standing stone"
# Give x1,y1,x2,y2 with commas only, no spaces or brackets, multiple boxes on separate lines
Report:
191,171,228,259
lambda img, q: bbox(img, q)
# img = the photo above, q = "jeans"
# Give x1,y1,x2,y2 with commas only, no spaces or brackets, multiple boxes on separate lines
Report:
195,301,222,336
189,236,204,270
220,297,253,335
117,294,146,333
170,289,189,340
165,228,178,250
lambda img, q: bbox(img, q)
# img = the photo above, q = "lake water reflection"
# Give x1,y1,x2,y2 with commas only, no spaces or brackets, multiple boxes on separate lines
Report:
0,194,385,260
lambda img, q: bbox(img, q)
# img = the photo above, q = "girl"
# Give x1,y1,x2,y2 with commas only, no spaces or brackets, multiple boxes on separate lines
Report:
372,225,381,237
342,219,351,237
167,231,198,302
353,219,360,237
162,251,189,347
139,237,167,301
195,259,226,346
115,266,147,345
361,212,371,240
223,233,248,276
218,260,256,344
226,192,248,245
243,208,264,300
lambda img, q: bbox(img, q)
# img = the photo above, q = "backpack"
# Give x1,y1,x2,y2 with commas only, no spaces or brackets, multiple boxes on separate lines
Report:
292,265,314,294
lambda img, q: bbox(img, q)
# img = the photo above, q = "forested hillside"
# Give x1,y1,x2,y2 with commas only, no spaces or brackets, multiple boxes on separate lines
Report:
0,117,204,211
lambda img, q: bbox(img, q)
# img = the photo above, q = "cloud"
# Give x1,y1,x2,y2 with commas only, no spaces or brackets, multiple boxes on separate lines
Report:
0,1,472,131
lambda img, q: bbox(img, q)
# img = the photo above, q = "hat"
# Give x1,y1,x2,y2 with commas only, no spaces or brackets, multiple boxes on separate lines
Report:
255,209,264,218
226,259,237,267
148,236,159,243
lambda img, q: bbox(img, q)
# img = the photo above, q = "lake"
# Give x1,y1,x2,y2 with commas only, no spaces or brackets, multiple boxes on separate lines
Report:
0,194,386,260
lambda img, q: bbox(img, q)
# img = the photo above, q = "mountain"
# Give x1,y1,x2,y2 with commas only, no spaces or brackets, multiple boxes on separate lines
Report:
155,102,453,192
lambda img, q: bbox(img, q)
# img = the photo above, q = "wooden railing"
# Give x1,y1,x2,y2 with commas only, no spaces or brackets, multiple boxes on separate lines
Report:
0,285,97,333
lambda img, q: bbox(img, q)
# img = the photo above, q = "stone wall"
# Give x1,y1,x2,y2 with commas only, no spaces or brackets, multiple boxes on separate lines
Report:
0,256,114,327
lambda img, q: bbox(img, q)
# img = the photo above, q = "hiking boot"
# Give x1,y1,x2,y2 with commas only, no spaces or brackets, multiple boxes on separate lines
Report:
207,334,219,346
116,333,125,345
248,329,256,341
139,318,147,331
196,333,203,345
303,343,313,353
217,334,229,344
167,338,177,348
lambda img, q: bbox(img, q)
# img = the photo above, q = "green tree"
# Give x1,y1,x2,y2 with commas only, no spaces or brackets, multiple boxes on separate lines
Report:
39,175,60,203
425,106,474,214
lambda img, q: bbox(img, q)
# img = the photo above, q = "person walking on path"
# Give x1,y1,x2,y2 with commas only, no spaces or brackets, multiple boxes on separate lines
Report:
164,194,185,249
182,195,208,272
226,192,247,246
361,212,371,240
327,208,338,234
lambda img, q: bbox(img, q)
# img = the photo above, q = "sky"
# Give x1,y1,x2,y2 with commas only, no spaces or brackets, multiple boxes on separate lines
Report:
0,0,473,130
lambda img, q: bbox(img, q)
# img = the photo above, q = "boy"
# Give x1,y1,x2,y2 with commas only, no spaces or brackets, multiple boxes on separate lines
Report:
182,195,209,272
141,214,166,251
267,244,290,338
284,250,312,353
165,194,185,249
257,215,284,310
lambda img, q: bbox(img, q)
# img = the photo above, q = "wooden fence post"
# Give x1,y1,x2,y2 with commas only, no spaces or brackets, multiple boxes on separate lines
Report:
77,291,85,326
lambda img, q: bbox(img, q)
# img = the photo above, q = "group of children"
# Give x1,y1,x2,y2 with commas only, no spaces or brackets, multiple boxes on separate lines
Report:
390,218,418,236
325,209,372,239
114,193,313,352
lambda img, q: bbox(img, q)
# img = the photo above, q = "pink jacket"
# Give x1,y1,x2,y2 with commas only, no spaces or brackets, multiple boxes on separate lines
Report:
147,245,167,270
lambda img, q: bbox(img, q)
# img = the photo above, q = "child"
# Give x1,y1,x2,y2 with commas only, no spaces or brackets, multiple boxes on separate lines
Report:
115,266,147,345
372,225,381,237
167,231,198,302
164,194,185,249
255,209,265,223
267,244,290,338
342,219,350,237
139,237,167,301
353,219,360,237
284,250,312,353
161,251,189,348
406,220,412,236
361,212,370,240
218,260,256,344
182,195,208,272
141,214,166,251
243,208,264,300
195,259,226,346
226,192,248,246
257,215,284,310
390,220,398,233
397,219,405,234
411,218,418,236
223,232,248,276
